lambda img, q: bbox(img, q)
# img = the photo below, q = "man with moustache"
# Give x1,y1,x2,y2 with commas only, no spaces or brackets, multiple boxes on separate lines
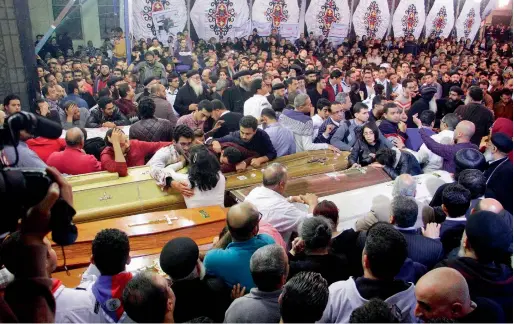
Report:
222,70,253,114
483,133,513,214
455,86,494,146
174,70,212,117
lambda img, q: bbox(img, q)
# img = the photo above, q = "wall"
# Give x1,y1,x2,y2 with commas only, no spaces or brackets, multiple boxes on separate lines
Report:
28,0,102,48
0,0,32,104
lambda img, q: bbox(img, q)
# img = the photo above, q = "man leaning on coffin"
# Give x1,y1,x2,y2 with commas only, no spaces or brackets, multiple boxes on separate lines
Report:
147,124,194,194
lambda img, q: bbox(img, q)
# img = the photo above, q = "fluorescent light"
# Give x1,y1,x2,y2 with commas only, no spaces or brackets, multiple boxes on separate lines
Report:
499,0,509,7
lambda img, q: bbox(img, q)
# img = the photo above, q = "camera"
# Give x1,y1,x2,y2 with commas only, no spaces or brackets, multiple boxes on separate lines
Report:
0,111,77,246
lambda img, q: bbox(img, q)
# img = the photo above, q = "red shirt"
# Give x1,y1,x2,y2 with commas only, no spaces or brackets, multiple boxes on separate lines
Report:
26,137,66,162
47,147,102,175
101,140,171,176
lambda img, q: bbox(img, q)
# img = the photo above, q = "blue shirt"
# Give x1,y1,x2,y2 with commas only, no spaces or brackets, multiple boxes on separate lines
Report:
1,142,47,168
204,234,275,289
264,122,296,157
62,93,89,109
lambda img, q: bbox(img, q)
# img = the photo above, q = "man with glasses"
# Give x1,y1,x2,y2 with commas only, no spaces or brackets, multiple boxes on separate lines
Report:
314,100,348,143
203,202,275,290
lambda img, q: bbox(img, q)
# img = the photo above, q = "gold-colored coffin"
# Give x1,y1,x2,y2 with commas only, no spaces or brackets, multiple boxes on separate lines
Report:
69,150,350,222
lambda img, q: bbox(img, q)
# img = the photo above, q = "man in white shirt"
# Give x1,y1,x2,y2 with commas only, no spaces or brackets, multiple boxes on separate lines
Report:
245,163,318,243
244,78,271,120
413,113,459,173
166,73,180,117
311,98,331,140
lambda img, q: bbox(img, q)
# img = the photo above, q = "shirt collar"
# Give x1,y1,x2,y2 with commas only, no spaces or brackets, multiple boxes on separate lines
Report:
329,117,340,127
220,110,230,117
445,215,467,221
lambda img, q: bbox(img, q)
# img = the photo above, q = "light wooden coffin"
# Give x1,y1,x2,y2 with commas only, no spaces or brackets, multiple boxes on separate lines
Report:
69,150,350,222
52,206,227,270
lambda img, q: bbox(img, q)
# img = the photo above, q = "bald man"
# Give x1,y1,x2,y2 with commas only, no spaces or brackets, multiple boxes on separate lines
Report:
149,83,177,124
415,268,505,322
203,202,275,290
47,127,102,175
245,163,317,243
415,119,479,173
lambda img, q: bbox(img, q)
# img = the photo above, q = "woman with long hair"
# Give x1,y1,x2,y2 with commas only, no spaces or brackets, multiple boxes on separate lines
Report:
348,122,389,168
165,144,226,208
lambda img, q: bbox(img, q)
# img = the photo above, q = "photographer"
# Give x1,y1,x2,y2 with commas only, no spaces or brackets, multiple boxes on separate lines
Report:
0,167,75,322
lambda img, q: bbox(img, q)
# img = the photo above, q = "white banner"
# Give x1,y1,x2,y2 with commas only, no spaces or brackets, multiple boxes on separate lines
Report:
252,0,300,33
131,0,188,43
455,0,482,41
481,0,497,19
190,0,250,40
392,0,426,38
352,0,390,39
280,23,299,38
252,20,272,35
425,0,455,38
305,0,351,37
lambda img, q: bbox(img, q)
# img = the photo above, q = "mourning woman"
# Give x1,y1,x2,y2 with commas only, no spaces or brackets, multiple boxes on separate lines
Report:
288,217,349,285
165,144,226,208
348,122,389,168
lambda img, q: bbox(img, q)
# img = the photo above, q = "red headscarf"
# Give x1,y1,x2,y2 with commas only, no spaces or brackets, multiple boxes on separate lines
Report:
492,118,513,161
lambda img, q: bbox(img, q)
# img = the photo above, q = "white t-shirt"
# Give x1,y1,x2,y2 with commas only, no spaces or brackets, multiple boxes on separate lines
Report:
169,170,226,208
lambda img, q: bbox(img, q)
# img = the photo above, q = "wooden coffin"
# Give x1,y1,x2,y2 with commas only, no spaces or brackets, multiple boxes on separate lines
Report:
230,166,392,202
52,206,227,270
69,150,349,222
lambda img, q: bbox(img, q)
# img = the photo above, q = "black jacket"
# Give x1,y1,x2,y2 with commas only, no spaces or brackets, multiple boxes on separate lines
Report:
348,139,389,166
288,253,350,285
397,228,444,269
212,111,243,139
382,151,422,180
217,129,277,160
129,117,174,142
174,83,212,116
437,257,513,322
407,98,430,128
172,276,231,323
484,157,513,214
85,106,130,128
454,103,494,146
222,86,251,114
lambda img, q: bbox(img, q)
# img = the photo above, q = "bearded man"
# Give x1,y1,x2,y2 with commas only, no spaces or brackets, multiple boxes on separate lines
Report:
174,69,212,116
222,70,253,114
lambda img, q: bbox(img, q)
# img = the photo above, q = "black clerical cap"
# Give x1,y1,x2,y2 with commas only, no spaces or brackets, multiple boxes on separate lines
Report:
491,132,513,153
159,237,199,280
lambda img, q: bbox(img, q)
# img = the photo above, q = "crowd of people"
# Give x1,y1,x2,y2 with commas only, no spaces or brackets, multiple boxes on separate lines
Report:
0,22,513,323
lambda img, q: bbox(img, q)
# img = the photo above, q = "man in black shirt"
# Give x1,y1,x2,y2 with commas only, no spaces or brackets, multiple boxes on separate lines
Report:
415,267,505,323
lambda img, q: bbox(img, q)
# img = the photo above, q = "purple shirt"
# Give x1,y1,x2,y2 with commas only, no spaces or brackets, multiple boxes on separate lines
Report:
419,128,478,173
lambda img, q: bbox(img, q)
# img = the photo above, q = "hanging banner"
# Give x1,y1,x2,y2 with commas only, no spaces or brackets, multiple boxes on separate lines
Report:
132,0,188,42
425,0,455,38
352,0,390,39
392,0,426,38
252,20,273,35
305,0,351,37
190,0,250,40
327,22,349,44
252,0,300,34
481,0,497,19
280,23,299,39
455,0,482,41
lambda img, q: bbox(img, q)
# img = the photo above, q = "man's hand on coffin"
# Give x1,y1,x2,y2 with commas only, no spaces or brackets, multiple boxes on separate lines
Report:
300,193,318,208
102,122,116,128
327,144,341,154
250,158,262,168
171,180,194,197
350,163,361,169
370,162,384,169
288,196,305,203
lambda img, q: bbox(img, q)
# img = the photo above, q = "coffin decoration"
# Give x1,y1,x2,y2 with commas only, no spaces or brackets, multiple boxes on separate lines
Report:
69,150,349,222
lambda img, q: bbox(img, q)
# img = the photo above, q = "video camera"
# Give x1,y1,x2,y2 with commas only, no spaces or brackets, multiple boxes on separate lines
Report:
0,111,77,246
